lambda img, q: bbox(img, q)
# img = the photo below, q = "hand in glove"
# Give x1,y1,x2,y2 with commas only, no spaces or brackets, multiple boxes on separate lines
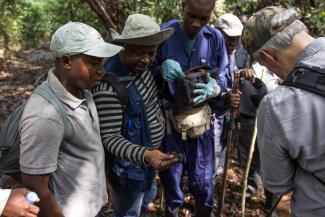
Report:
161,59,185,81
193,73,221,105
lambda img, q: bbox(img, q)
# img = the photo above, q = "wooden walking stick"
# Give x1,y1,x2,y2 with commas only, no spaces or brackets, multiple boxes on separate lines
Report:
240,67,267,216
241,118,258,217
217,70,241,217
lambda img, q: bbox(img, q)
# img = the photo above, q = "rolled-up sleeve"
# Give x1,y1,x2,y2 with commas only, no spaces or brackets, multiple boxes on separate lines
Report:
257,98,296,195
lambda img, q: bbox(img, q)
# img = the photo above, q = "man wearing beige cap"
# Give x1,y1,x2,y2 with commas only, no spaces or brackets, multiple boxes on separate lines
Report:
216,13,278,212
92,14,181,217
242,6,325,216
215,13,243,58
213,12,243,177
19,22,122,217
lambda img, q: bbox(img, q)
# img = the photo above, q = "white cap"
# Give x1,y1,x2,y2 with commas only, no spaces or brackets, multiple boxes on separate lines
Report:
50,22,122,58
215,13,244,37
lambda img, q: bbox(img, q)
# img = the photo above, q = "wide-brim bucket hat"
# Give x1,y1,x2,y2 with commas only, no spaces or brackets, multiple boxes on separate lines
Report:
112,14,174,46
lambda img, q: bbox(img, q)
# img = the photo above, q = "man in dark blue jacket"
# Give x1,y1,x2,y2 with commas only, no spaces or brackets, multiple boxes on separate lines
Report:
93,14,181,217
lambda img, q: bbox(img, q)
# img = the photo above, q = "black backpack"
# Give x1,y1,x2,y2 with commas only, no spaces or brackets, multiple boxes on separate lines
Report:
173,65,218,115
283,63,325,97
0,72,128,181
0,83,67,179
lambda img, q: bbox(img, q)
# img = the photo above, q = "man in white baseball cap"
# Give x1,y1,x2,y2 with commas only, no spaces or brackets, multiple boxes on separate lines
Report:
216,14,277,212
19,22,122,217
215,13,243,55
211,14,244,181
50,21,122,58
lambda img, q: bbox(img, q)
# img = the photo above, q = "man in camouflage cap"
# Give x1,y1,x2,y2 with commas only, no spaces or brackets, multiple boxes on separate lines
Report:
242,6,325,216
242,6,298,57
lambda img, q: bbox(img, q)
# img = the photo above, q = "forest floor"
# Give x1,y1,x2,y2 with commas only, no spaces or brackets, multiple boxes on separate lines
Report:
0,50,291,217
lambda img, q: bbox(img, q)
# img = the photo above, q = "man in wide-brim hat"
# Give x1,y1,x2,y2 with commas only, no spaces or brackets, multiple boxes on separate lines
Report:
92,14,181,217
112,16,173,46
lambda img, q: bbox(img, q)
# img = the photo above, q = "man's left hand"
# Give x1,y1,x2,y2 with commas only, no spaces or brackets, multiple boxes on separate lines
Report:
240,68,255,83
144,149,182,171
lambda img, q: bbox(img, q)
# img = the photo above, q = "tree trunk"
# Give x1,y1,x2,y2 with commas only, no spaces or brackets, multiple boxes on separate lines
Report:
0,23,10,65
85,0,127,37
0,24,10,51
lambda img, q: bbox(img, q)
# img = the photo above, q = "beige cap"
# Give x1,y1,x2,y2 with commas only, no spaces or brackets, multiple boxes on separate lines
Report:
215,13,244,37
50,22,122,58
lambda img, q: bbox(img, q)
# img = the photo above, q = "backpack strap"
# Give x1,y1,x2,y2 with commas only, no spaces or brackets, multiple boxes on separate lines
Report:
34,83,68,128
285,66,325,184
283,66,325,97
102,72,129,106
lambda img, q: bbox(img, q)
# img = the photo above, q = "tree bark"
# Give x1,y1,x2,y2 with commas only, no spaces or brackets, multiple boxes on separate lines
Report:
0,23,10,64
0,24,10,50
85,0,126,35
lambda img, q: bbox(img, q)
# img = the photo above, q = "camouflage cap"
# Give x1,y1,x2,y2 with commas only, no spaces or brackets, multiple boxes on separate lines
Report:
242,6,299,55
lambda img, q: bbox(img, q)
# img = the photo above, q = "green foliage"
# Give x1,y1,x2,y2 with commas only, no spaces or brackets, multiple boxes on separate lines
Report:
0,0,106,50
223,0,325,36
0,0,25,48
124,0,182,23
0,0,182,50
0,0,324,50
46,0,106,35
303,3,325,36
152,0,182,23
19,1,49,48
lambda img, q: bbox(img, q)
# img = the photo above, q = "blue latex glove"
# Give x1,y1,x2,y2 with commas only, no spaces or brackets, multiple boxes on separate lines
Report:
193,73,221,105
161,59,185,81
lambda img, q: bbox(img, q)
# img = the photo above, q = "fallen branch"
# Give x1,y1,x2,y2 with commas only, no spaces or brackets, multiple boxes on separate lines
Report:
85,0,117,31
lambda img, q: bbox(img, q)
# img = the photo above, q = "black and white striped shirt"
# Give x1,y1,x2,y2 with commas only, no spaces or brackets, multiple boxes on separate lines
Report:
93,70,165,164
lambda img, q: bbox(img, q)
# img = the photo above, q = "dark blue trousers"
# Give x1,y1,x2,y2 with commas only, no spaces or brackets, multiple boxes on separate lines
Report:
159,129,215,210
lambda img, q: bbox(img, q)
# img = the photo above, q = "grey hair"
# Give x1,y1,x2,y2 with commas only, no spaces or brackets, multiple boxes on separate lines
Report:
253,8,307,59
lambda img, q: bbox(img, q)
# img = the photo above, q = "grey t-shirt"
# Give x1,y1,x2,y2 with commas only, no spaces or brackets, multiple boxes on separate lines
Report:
19,69,107,217
257,37,325,216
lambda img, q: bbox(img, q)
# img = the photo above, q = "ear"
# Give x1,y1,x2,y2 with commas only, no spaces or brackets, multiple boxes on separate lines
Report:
61,55,72,70
259,50,277,65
